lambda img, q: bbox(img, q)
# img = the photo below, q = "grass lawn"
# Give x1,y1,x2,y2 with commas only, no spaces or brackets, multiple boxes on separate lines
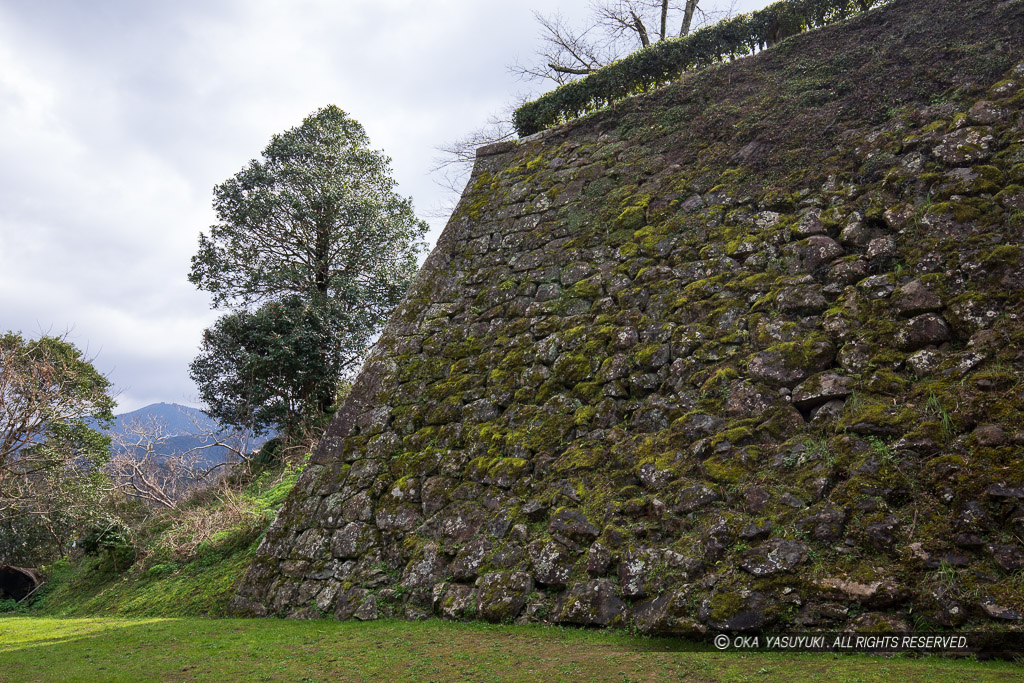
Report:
1,616,1021,682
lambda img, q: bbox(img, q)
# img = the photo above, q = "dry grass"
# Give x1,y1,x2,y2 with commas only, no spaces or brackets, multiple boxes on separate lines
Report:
148,486,266,561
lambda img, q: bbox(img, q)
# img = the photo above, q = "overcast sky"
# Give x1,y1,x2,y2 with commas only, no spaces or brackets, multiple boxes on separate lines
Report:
0,0,769,414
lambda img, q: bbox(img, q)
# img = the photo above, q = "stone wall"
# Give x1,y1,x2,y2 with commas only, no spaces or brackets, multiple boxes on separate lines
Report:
232,0,1024,633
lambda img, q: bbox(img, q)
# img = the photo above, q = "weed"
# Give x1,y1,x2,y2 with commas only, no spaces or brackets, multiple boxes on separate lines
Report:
804,435,834,467
932,561,959,593
32,462,300,618
866,436,899,463
0,598,31,614
149,487,265,562
925,390,954,441
845,390,864,412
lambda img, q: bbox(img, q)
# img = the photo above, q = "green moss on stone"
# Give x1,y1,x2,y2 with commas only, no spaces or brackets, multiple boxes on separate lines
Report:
553,353,593,385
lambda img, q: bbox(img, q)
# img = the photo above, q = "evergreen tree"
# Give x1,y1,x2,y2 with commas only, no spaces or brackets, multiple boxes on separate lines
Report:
189,106,427,439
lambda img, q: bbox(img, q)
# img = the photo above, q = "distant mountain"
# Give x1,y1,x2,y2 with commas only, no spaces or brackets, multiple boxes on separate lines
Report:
104,403,270,468
111,403,221,437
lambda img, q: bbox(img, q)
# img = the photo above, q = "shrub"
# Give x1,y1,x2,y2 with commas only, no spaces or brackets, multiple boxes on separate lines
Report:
513,0,888,136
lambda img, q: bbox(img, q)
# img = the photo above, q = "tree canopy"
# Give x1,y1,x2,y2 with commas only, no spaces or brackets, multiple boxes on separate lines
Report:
189,105,427,439
0,332,117,564
190,296,349,438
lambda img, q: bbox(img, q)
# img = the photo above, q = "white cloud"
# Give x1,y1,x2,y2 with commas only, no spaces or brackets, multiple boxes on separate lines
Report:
0,0,769,413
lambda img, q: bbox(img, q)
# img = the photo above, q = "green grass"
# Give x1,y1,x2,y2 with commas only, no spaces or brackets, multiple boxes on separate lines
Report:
34,464,303,618
1,616,1021,682
7,461,1021,682
35,541,256,617
6,468,1023,683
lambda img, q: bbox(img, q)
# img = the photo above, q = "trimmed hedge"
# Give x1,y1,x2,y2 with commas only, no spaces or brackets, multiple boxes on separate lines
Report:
513,0,889,136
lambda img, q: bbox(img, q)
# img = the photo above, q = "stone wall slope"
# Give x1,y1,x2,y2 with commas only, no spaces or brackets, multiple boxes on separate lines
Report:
233,0,1024,633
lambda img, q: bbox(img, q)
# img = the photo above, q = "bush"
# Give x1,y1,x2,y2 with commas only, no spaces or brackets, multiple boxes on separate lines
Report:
78,522,136,572
513,0,888,136
252,437,284,470
0,598,30,614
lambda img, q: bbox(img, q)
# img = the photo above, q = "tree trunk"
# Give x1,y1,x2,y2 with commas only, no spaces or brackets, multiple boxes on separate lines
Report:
680,0,698,37
550,63,593,75
631,11,650,47
659,0,668,41
314,222,331,297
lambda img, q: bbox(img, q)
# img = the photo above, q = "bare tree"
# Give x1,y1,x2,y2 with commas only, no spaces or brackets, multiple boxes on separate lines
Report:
107,412,254,510
680,0,701,35
511,1,722,85
510,11,617,84
433,1,736,208
430,107,520,212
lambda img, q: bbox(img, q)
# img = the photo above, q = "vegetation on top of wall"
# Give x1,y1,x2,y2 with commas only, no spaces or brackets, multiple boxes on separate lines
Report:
513,0,888,136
